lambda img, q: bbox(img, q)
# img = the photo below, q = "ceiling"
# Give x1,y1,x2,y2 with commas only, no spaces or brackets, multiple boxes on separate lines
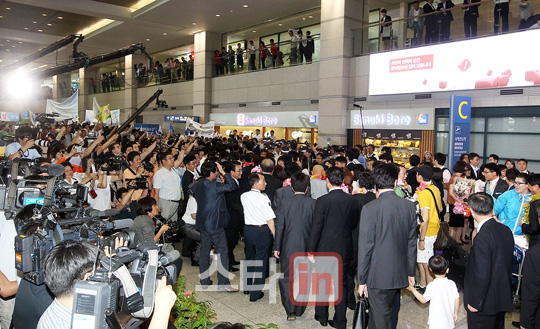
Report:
0,0,321,75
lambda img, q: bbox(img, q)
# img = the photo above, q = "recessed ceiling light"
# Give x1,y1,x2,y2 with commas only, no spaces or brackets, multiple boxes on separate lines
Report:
308,15,313,18
278,23,283,26
42,13,47,16
146,38,150,41
18,41,22,44
253,30,256,33
5,7,11,10
24,27,28,30
38,29,43,32
0,15,3,18
163,32,167,35
6,49,9,52
243,4,248,7
47,23,52,26
6,40,9,42
230,10,233,12
32,21,37,24
192,22,196,25
215,14,220,17
192,31,196,33
57,16,63,19
11,45,15,48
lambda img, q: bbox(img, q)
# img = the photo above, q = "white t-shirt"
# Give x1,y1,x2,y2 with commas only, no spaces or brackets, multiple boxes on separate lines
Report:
423,277,460,329
87,176,112,211
0,211,21,284
182,197,197,225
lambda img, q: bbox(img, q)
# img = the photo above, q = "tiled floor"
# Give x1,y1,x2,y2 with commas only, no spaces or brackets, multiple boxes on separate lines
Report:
178,240,521,328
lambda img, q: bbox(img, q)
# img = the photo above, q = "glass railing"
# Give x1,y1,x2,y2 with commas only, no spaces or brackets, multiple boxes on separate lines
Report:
94,71,126,94
354,0,539,55
212,35,321,77
137,63,194,87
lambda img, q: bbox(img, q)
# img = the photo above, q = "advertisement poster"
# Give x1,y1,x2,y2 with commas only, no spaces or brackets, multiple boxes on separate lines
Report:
369,29,540,95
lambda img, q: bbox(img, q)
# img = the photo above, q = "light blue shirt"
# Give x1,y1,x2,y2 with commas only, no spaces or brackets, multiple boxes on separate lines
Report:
494,189,532,235
37,299,72,329
357,154,367,169
5,141,41,159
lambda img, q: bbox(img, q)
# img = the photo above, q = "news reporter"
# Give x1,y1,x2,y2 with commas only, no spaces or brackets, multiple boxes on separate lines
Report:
5,126,41,160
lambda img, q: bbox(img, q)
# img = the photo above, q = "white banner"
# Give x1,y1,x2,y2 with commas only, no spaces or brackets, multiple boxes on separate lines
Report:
91,97,119,124
46,90,79,120
186,118,215,138
85,109,120,124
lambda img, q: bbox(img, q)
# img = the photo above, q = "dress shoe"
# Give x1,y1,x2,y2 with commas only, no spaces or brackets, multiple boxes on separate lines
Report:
512,321,520,328
328,320,338,328
229,266,239,272
230,260,240,266
314,314,328,327
218,286,239,293
249,292,264,302
464,234,471,240
200,280,213,289
287,313,296,321
243,291,250,295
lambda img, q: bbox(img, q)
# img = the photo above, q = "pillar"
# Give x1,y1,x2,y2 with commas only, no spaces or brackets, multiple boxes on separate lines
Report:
193,31,221,123
79,67,98,121
318,0,364,146
52,73,71,99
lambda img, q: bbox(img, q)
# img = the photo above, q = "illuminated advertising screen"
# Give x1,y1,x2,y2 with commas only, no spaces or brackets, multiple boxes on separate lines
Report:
369,29,540,95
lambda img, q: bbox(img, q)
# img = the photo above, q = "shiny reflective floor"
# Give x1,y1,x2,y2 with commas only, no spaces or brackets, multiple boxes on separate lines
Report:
178,240,520,328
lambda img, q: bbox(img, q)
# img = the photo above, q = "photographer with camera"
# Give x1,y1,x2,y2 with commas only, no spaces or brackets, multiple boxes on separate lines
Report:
114,187,138,220
123,151,151,202
37,240,98,329
5,126,42,160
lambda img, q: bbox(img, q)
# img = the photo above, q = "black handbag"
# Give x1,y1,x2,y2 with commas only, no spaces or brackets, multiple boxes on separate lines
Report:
352,297,370,329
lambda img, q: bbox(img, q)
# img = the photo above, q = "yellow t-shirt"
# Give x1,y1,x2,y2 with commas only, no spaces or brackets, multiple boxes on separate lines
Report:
417,184,442,237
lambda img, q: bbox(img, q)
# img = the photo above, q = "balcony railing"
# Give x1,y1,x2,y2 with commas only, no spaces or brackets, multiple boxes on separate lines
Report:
354,0,540,55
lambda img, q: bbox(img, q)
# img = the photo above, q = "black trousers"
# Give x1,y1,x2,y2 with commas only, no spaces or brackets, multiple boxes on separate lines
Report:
464,12,478,38
315,260,350,329
367,288,401,329
249,54,256,70
199,228,230,286
440,18,452,41
244,225,272,301
494,2,509,33
424,23,439,44
467,310,505,329
225,213,243,264
278,253,307,316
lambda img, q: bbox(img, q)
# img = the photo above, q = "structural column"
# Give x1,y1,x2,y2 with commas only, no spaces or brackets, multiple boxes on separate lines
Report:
78,67,98,121
52,73,71,100
193,31,221,123
318,0,364,145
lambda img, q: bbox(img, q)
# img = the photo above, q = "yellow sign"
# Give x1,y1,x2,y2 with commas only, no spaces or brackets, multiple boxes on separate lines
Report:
458,101,469,120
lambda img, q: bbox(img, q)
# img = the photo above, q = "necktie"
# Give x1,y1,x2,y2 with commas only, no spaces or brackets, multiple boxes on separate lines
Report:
486,181,491,195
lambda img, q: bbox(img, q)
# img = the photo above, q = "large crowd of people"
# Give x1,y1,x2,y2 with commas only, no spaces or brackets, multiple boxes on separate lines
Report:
1,121,539,329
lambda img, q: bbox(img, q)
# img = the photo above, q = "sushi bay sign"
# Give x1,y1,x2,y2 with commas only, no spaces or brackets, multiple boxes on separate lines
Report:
349,108,435,130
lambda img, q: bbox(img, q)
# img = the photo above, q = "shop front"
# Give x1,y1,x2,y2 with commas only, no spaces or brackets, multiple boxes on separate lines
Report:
210,111,318,143
348,108,435,166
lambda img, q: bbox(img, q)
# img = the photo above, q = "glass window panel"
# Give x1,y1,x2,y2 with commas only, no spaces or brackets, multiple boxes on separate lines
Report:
367,39,379,53
369,10,380,23
486,134,540,161
469,133,484,156
487,117,540,133
471,117,485,132
368,27,379,39
435,132,449,155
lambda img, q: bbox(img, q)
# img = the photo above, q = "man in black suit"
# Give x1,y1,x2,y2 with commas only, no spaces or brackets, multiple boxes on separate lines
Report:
260,158,282,205
308,167,359,329
468,152,481,180
482,163,509,199
464,192,513,328
274,173,316,320
181,154,198,258
463,0,480,38
190,161,238,292
520,229,540,329
521,174,540,247
437,0,455,41
273,163,302,211
224,161,244,271
423,0,438,44
406,154,421,193
358,164,417,329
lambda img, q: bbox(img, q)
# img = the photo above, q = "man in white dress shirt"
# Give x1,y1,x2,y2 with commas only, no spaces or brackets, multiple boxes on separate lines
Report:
154,152,182,222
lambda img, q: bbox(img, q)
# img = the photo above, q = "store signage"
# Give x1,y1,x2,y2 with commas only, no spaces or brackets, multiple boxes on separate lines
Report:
349,108,434,130
416,113,429,124
448,95,471,168
237,114,278,126
353,114,412,126
369,28,540,95
309,115,317,124
362,129,422,140
164,115,199,123
133,124,161,133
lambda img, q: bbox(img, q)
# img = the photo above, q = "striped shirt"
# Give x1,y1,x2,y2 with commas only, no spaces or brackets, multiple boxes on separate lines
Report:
153,166,182,201
37,299,72,329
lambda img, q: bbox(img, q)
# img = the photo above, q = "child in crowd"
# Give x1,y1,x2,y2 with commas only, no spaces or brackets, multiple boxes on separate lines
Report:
407,255,460,329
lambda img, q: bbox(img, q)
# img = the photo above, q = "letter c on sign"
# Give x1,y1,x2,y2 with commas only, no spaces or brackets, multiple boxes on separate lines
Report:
458,101,468,120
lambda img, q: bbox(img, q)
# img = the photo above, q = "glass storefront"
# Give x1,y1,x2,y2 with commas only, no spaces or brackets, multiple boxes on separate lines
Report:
435,107,540,172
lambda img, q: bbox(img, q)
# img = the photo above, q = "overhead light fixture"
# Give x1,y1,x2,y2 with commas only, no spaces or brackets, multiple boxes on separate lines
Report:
58,16,63,19
11,45,15,48
192,22,196,25
278,23,283,26
32,21,37,24
6,49,9,52
24,27,28,30
146,38,150,41
162,32,167,35
0,15,3,18
18,41,22,44
215,14,220,17
192,31,196,33
309,15,313,18
6,7,11,10
253,30,256,33
47,23,52,26
37,29,43,32
243,4,248,7
42,13,47,16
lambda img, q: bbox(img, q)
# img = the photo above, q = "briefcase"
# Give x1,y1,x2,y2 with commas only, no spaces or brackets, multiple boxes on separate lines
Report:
352,296,369,329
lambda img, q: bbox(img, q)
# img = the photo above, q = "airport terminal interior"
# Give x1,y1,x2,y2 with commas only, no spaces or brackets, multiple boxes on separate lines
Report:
1,0,540,328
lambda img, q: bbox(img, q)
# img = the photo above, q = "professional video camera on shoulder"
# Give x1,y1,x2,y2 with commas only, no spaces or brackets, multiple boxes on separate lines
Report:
125,176,149,190
96,158,124,173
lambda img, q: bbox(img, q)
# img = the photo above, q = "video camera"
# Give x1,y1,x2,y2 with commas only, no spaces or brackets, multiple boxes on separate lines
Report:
154,214,184,243
97,158,124,173
125,176,149,190
35,113,59,129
